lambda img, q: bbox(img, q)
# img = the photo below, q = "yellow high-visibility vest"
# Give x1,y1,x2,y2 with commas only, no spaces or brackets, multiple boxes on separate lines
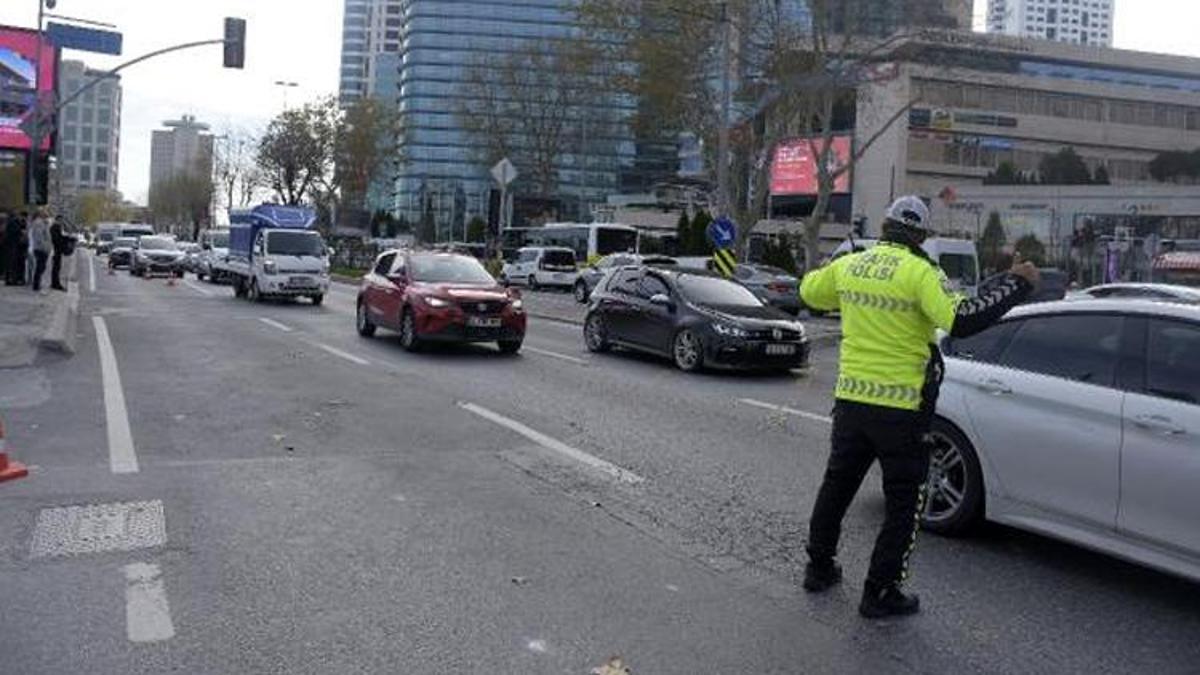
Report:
801,242,962,411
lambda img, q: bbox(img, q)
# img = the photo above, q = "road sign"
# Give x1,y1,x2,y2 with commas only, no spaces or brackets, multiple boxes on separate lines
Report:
491,158,518,187
47,22,123,56
711,248,737,278
707,216,736,249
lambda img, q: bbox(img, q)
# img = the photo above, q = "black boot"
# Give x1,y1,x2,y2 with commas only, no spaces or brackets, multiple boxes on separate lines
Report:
802,560,843,593
859,581,920,619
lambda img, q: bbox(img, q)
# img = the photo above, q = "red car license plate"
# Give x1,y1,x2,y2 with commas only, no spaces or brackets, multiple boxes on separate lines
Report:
467,317,502,328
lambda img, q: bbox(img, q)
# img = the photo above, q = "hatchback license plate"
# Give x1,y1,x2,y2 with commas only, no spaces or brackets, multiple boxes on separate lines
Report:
765,344,796,356
468,317,502,328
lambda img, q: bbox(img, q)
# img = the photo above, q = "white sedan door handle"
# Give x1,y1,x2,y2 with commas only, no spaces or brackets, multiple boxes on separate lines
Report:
1133,414,1186,436
976,378,1012,395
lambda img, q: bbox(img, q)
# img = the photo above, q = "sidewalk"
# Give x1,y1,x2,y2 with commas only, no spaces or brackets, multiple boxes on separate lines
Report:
0,254,80,368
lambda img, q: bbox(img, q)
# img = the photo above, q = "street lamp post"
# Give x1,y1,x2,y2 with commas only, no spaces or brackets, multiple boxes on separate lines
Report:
25,0,50,206
274,81,299,110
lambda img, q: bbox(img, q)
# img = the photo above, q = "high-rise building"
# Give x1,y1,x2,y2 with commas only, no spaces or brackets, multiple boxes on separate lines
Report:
827,0,972,36
387,0,637,232
148,115,213,195
57,60,121,195
337,0,404,106
987,0,1114,46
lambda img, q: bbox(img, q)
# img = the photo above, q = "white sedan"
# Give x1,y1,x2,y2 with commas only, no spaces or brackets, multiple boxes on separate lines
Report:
925,299,1200,583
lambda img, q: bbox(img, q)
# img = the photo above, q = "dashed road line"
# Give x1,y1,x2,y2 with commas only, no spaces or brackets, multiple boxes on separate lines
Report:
258,317,293,332
124,563,175,643
738,398,833,424
523,345,588,366
458,402,644,484
183,280,213,296
93,317,139,474
315,342,370,366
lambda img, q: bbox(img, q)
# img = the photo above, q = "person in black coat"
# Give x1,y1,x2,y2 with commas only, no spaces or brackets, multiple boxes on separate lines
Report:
4,212,25,286
50,216,68,291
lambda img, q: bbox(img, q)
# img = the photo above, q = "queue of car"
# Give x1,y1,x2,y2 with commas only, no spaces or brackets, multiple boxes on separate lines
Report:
90,227,1200,585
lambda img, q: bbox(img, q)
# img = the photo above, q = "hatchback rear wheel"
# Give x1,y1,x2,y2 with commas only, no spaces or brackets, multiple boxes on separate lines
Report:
356,300,376,337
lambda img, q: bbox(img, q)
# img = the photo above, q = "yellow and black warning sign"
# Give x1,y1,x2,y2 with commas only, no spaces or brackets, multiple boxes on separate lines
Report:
711,248,737,278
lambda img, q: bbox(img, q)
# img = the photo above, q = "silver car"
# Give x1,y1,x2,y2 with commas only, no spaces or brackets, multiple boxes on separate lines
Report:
1077,283,1200,304
733,264,801,314
928,300,1200,582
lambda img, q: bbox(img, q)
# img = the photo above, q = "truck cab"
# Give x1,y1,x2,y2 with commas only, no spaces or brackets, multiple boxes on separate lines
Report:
224,205,330,305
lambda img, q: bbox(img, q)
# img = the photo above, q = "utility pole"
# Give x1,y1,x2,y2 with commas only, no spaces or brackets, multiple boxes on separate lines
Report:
715,1,732,219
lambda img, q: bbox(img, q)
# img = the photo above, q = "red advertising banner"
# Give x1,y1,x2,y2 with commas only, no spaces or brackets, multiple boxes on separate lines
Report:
0,26,58,152
769,136,852,196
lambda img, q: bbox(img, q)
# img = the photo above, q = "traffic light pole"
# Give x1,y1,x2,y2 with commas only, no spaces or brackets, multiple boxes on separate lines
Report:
25,0,47,206
24,17,245,206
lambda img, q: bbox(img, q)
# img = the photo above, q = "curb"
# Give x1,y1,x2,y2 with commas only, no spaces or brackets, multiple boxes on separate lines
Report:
38,255,81,357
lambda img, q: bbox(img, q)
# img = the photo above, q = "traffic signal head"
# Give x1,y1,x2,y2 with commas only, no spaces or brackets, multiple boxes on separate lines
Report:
223,18,246,69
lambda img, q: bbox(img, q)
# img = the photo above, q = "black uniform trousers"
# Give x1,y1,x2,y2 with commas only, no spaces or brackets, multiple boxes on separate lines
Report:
806,399,931,587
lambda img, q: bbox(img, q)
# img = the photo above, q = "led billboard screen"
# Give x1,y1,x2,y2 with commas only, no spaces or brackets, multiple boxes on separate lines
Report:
0,26,58,151
769,136,852,196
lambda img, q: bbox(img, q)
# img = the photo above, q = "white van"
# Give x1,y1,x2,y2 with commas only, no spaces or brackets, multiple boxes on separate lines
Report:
501,247,579,290
830,237,980,296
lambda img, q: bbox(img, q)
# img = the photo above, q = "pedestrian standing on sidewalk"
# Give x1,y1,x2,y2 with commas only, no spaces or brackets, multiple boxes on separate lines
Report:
4,211,25,286
798,196,1040,619
28,208,52,292
50,216,69,291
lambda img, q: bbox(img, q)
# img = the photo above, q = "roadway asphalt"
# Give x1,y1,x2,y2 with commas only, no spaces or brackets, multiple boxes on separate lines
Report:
0,250,1198,674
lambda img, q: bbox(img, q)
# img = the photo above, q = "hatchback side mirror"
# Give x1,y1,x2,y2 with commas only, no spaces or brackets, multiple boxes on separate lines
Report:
649,293,675,311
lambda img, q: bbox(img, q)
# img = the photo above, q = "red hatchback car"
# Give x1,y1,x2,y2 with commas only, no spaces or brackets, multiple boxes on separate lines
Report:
357,250,526,353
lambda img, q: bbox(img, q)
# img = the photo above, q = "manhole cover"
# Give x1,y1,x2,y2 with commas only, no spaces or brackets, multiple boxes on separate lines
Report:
30,500,166,558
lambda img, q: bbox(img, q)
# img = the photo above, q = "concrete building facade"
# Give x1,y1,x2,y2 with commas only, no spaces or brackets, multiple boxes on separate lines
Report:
987,0,1114,47
148,115,213,194
57,60,121,195
851,31,1200,242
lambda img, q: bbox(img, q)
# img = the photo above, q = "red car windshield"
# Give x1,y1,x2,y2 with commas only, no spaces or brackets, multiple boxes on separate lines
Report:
410,255,496,284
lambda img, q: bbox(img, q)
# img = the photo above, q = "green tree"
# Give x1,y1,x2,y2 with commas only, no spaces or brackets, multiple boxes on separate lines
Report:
256,98,337,205
1148,149,1200,183
978,211,1007,274
1038,147,1093,185
985,161,1021,185
674,211,691,254
760,236,798,274
1014,233,1047,267
1093,164,1110,185
466,216,487,243
690,210,714,255
335,97,403,214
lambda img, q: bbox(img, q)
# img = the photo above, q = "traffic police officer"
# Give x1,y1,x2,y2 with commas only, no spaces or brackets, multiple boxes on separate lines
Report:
799,196,1039,618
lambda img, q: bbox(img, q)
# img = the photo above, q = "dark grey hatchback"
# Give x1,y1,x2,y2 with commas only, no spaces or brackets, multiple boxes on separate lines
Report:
583,266,809,372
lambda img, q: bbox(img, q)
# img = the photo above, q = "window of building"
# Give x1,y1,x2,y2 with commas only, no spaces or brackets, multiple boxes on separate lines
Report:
80,147,92,161
95,166,108,183
79,166,91,182
96,148,109,163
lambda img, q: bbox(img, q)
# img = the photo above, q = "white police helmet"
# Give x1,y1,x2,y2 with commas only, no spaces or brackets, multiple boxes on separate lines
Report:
885,196,931,232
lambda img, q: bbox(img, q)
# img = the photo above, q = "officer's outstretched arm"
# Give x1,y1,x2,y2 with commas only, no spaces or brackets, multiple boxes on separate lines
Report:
799,263,840,312
916,267,1032,339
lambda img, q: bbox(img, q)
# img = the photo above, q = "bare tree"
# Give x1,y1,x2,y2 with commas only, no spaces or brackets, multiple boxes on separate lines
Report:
334,97,403,217
148,157,214,239
456,38,615,199
214,126,260,212
576,0,937,265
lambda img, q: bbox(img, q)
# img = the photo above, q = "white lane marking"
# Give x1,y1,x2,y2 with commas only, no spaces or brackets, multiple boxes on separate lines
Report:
738,398,833,424
93,317,139,474
258,317,293,333
458,402,644,484
182,280,213,297
124,563,175,643
316,342,370,366
87,252,96,292
523,345,587,366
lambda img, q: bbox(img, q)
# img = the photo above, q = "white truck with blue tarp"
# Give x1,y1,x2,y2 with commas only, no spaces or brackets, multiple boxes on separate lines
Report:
219,205,331,305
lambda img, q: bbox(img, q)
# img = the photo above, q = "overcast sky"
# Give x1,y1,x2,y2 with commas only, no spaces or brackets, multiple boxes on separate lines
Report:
1,0,1197,204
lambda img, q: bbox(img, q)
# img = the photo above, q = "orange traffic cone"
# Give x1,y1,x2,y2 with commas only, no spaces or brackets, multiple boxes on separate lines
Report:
0,417,29,484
